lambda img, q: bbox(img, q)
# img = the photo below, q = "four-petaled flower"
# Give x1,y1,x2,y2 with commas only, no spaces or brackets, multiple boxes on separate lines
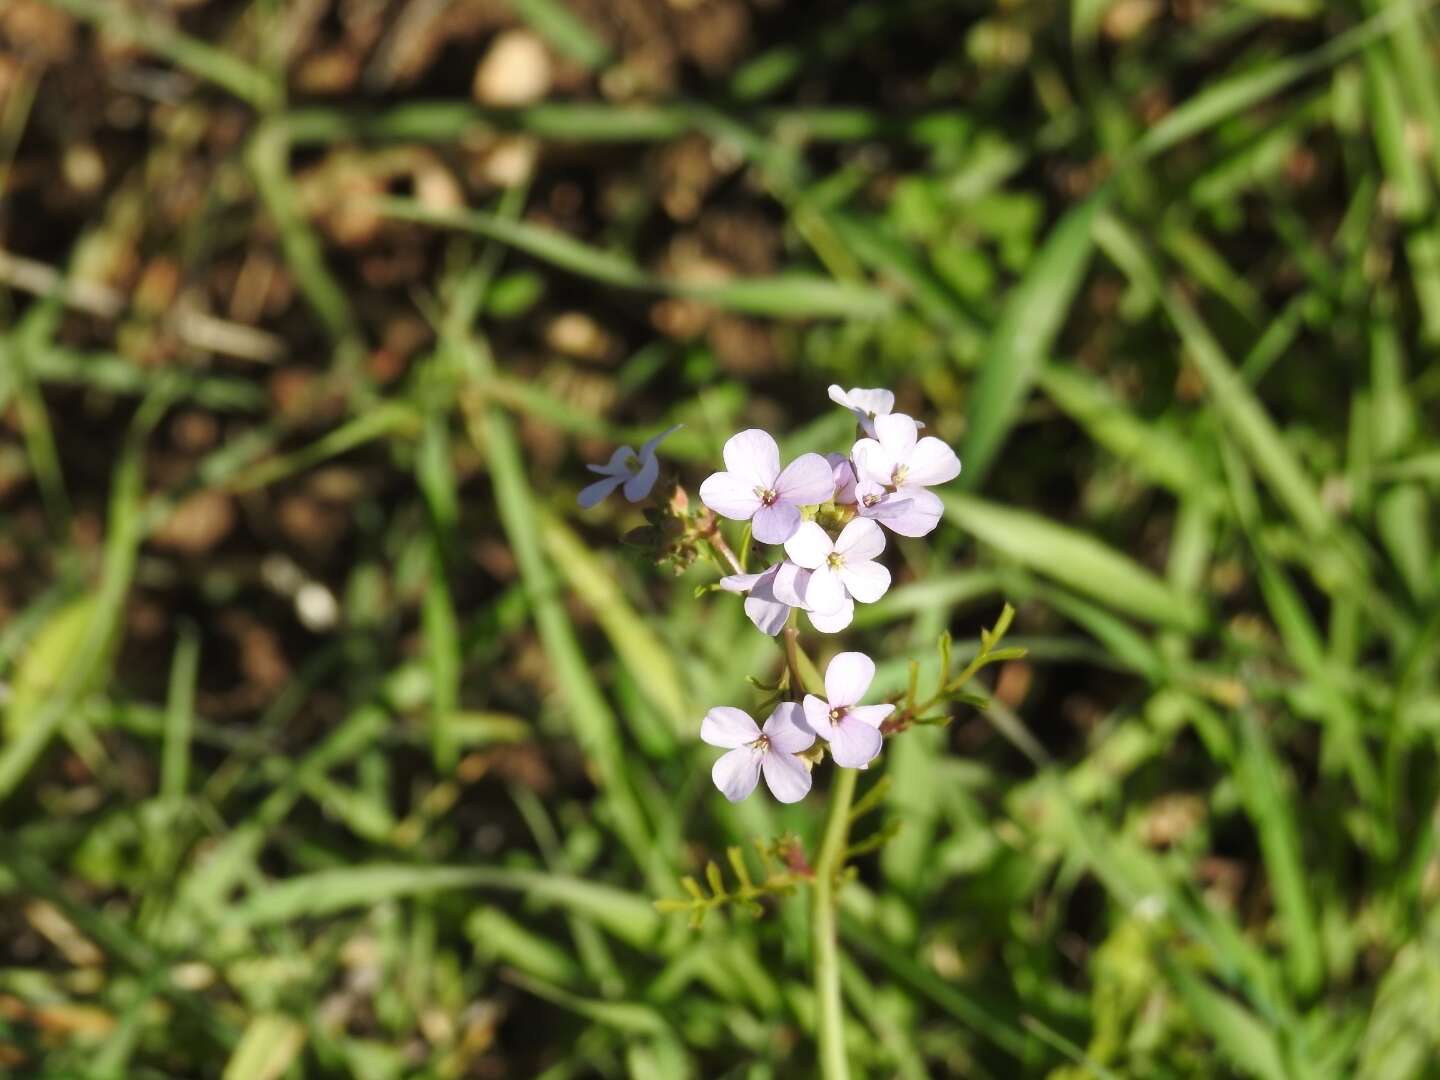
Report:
828,385,900,438
803,651,895,769
577,424,683,508
830,453,935,536
699,429,834,544
720,560,854,635
784,518,891,621
851,413,961,537
702,702,816,802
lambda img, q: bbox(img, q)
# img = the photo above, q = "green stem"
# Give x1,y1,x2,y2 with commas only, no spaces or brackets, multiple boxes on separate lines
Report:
813,765,858,1079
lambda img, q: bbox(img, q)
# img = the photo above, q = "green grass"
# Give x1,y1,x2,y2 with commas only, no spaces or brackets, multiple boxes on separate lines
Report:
4,0,1440,1076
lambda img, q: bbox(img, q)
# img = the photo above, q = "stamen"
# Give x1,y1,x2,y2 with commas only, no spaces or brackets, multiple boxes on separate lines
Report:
826,552,845,570
754,486,779,506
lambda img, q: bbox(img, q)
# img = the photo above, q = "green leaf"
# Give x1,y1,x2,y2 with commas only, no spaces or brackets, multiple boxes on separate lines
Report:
960,189,1109,487
941,492,1207,631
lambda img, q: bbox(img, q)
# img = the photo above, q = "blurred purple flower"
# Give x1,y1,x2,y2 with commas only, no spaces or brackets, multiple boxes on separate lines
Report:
577,424,682,508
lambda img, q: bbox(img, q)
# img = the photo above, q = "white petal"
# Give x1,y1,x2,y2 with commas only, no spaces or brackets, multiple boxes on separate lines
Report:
577,474,625,508
722,429,780,488
826,719,883,769
719,571,763,594
874,413,919,462
638,423,682,460
880,488,943,537
904,436,961,487
827,385,853,409
775,453,836,505
783,521,834,569
712,747,762,802
850,438,895,487
761,751,812,803
824,651,875,708
849,703,895,729
622,454,659,501
844,388,894,418
804,566,847,615
751,500,802,544
807,597,853,633
838,560,891,604
763,701,815,753
771,562,811,607
802,694,833,739
744,595,791,636
834,517,885,561
699,472,762,520
701,706,760,749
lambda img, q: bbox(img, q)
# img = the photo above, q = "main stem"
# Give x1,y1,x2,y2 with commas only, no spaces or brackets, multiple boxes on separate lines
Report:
812,764,857,1080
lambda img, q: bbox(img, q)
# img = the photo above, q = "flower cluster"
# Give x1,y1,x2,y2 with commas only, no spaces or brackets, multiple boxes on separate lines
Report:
578,386,962,803
704,390,959,635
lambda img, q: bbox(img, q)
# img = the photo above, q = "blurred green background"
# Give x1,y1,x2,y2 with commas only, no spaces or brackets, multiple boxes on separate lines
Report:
2,0,1440,1076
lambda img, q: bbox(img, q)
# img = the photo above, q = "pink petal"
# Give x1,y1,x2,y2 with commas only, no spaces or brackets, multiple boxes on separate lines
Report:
722,429,780,488
774,453,835,505
802,694,833,739
807,597,853,633
577,474,625,508
771,562,811,607
744,594,791,636
712,746,762,802
880,488,943,537
751,500,802,545
824,651,875,708
849,703,895,729
834,517,885,561
762,701,816,753
826,718,883,768
904,436,961,487
838,560,891,603
874,413,919,462
783,521,834,569
699,471,762,520
761,751,812,803
850,438,895,487
826,452,857,505
701,706,760,749
804,566,847,614
622,454,659,501
718,571,764,594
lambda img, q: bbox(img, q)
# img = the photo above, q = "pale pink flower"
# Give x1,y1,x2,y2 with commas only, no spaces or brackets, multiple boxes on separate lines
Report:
719,559,855,636
803,652,894,768
702,703,815,803
577,424,682,508
699,430,834,544
783,518,892,614
851,414,960,537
